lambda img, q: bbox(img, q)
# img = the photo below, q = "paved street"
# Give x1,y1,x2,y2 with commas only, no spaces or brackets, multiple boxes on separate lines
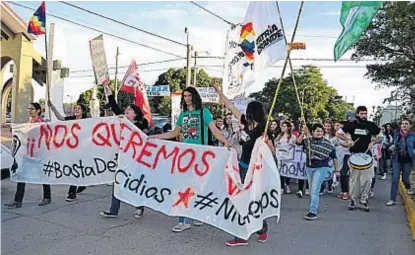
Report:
2,176,414,255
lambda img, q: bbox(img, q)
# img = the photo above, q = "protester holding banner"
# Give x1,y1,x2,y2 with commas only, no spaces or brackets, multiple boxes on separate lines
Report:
100,83,148,219
296,124,339,220
212,82,275,246
150,86,231,232
4,103,52,208
275,121,295,195
370,140,382,198
269,120,281,142
48,100,88,202
220,113,242,159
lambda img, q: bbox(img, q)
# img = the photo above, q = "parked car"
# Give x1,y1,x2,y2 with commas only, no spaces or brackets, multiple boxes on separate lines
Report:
1,144,12,179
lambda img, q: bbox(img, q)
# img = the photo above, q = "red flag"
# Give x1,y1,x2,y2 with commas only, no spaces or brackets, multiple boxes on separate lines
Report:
120,60,153,126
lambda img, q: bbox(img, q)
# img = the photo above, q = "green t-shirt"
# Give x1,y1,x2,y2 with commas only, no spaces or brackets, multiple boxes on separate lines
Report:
176,108,213,145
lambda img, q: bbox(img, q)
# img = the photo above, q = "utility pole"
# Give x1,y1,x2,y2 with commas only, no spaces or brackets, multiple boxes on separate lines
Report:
114,47,119,101
193,51,197,87
185,27,192,87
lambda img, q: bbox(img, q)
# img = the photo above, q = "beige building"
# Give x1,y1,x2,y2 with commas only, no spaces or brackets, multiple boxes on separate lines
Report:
1,2,46,125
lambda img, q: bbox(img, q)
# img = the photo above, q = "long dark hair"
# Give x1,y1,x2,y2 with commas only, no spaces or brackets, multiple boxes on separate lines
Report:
180,87,202,112
243,101,266,130
75,103,88,119
381,124,392,143
281,121,292,142
31,102,42,116
129,104,145,124
223,113,233,131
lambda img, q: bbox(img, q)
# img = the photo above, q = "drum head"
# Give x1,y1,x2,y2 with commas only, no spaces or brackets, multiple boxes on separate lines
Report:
349,153,373,170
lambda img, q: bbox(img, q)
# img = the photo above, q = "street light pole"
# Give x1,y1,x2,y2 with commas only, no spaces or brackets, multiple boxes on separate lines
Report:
185,28,192,87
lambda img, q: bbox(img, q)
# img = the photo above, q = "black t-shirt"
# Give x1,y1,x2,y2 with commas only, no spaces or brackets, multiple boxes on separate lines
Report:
64,116,77,121
239,114,266,164
343,120,380,153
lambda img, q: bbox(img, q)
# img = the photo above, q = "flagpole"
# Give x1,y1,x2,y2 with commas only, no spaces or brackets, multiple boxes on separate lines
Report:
44,23,54,121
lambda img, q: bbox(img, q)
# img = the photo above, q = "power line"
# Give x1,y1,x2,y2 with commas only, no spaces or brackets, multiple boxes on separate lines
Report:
189,1,235,27
59,1,186,47
7,1,185,59
70,58,185,73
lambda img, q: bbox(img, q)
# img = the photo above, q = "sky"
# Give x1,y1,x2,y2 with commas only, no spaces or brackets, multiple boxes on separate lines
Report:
5,0,393,115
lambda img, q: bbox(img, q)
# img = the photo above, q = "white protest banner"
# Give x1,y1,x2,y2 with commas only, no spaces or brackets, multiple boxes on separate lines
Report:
10,117,120,185
233,96,254,114
222,2,287,98
146,85,170,96
276,144,334,180
114,124,281,240
195,87,219,103
89,35,110,85
171,92,182,129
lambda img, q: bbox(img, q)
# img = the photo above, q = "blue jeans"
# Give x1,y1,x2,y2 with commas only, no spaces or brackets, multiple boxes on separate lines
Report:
390,160,413,201
306,166,329,214
179,217,189,224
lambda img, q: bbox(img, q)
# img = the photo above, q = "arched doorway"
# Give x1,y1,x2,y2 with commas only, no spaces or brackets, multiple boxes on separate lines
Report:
1,56,14,126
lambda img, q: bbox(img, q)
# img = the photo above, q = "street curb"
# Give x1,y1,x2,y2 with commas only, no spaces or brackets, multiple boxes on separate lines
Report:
399,181,415,241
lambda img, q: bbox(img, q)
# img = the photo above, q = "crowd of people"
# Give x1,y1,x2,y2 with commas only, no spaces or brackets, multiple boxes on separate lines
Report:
3,83,415,247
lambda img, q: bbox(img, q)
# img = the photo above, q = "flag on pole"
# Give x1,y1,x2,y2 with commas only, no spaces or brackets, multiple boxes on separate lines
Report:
333,1,383,61
27,1,46,36
120,60,153,126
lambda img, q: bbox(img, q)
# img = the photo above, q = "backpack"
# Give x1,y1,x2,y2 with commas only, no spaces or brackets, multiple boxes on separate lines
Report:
200,108,214,145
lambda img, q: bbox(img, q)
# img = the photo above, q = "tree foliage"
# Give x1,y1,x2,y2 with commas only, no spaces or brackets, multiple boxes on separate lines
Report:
250,66,352,121
353,1,415,119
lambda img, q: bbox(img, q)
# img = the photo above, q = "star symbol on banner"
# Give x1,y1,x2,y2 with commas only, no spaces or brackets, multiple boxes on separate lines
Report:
172,187,195,208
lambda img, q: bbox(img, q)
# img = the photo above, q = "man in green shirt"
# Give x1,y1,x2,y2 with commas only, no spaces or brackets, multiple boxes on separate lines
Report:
151,86,230,232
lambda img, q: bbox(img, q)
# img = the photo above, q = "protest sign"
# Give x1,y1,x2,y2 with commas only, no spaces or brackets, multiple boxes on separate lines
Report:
276,144,334,180
89,35,110,85
146,85,170,96
10,117,120,185
115,124,281,240
233,96,254,114
195,87,219,103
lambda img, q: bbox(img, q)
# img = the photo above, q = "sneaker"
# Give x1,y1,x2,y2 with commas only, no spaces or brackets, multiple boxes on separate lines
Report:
296,190,303,198
304,212,317,220
348,200,356,211
38,199,51,206
134,208,144,219
337,192,344,198
172,223,191,233
361,202,370,212
193,221,204,226
76,186,87,194
369,189,375,198
407,190,415,196
225,238,248,247
65,194,76,202
4,201,22,208
100,211,117,218
257,232,268,243
342,193,350,200
305,189,310,195
319,191,325,196
380,174,387,180
328,187,334,194
386,200,396,206
285,186,292,194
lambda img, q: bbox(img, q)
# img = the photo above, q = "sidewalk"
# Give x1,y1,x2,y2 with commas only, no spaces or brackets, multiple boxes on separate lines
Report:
399,181,415,240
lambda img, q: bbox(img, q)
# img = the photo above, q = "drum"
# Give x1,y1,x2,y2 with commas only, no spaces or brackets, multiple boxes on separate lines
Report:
348,153,373,170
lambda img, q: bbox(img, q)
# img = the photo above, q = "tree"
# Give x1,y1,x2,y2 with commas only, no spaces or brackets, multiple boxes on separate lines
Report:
77,80,133,113
149,68,223,119
352,1,415,120
250,66,351,121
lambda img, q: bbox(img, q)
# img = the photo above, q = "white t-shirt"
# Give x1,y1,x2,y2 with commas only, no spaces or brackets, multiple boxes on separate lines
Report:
336,129,350,155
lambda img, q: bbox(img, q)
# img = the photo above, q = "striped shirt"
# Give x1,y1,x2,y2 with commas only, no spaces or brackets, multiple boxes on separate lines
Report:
303,137,337,168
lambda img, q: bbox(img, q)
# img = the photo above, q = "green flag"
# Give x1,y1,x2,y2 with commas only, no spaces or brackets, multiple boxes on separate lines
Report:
334,1,383,61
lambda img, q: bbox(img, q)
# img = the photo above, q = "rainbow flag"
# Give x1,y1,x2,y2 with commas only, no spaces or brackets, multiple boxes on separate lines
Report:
27,1,46,36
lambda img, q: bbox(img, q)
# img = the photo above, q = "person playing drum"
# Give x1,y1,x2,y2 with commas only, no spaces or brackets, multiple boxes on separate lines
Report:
341,106,381,212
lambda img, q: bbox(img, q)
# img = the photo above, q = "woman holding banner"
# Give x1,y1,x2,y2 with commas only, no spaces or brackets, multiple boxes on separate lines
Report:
150,86,230,232
296,124,340,220
320,120,337,195
220,113,242,159
100,84,149,219
4,103,52,208
275,121,295,194
48,100,88,202
212,82,275,246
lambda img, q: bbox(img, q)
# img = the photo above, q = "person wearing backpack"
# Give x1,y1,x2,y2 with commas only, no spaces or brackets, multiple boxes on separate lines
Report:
150,86,230,232
386,119,415,206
